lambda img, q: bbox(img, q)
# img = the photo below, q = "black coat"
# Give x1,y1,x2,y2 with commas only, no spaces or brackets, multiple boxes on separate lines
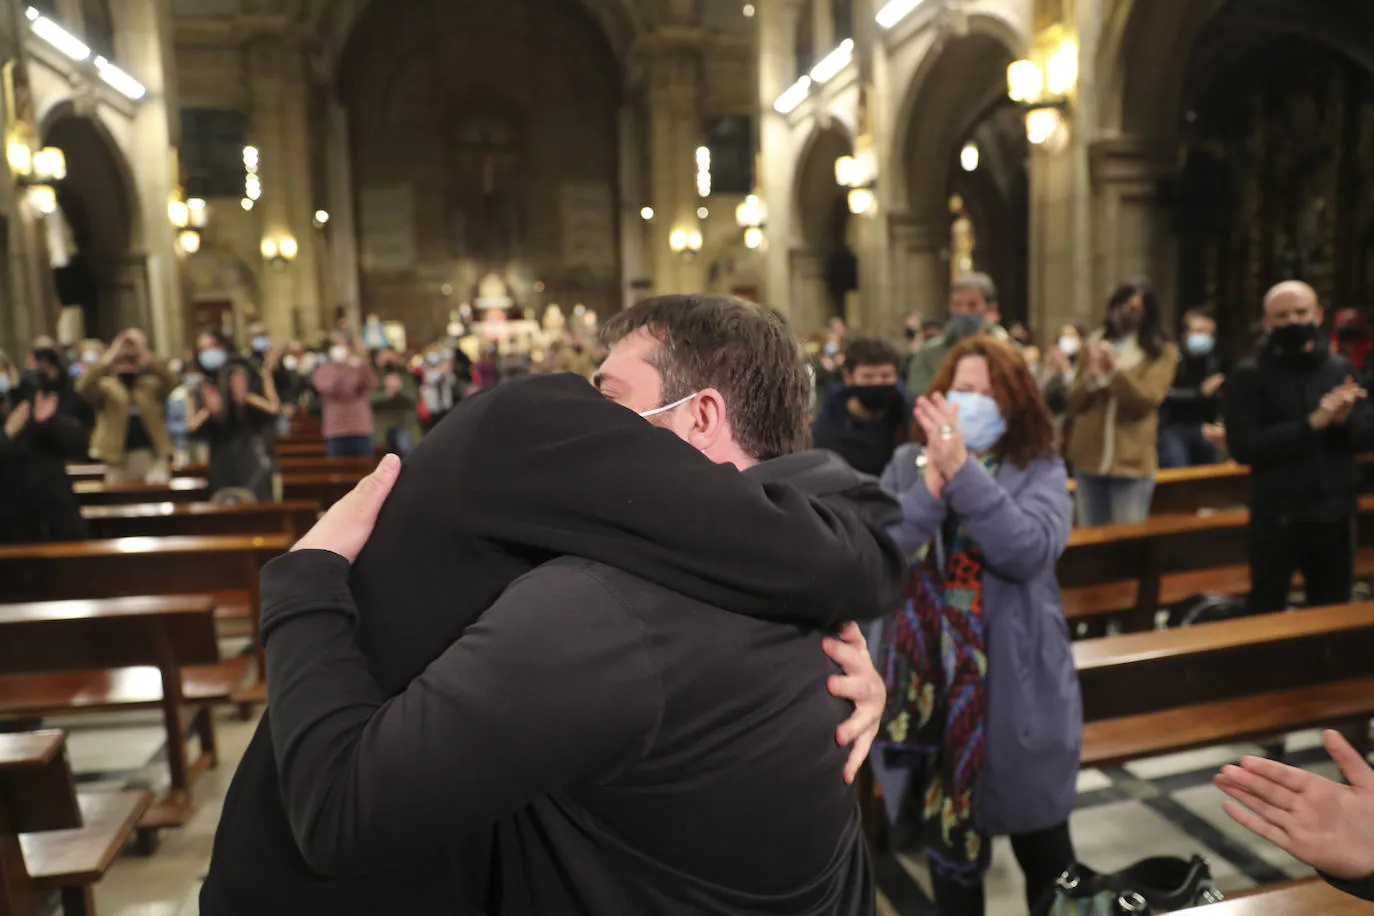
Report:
201,373,907,916
0,394,89,543
1162,350,1226,426
1223,341,1374,523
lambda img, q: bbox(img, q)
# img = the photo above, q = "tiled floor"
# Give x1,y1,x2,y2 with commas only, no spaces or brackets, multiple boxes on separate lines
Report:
40,708,1343,916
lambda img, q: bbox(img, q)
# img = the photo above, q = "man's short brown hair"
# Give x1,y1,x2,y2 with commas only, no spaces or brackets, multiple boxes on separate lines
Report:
601,295,810,461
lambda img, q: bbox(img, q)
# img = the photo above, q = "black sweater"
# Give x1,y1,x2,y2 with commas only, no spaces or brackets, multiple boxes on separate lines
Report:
1223,344,1374,523
201,373,906,916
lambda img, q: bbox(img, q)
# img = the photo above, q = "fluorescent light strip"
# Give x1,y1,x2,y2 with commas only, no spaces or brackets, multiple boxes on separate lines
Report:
27,8,91,61
774,75,811,114
809,38,854,84
94,56,147,100
876,0,925,29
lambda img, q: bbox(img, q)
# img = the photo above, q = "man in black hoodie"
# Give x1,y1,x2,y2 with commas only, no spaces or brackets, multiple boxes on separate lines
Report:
202,297,904,915
1224,281,1374,614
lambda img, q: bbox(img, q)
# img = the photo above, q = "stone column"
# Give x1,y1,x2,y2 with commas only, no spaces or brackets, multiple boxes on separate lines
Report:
325,100,361,330
112,0,184,354
1089,136,1179,325
757,0,805,312
248,34,318,340
646,47,703,295
618,104,646,310
812,0,834,62
788,248,826,331
887,211,945,321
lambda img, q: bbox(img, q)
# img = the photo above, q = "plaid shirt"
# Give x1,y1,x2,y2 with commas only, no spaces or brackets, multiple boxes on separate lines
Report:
313,362,376,439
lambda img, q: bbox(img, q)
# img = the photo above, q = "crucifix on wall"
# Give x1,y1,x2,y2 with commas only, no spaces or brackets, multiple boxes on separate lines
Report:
445,110,524,270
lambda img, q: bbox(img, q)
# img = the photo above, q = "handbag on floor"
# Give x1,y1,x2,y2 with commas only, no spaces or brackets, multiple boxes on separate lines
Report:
1044,856,1222,915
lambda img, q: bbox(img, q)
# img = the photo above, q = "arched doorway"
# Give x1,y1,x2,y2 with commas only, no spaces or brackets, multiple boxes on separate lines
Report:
41,110,137,343
792,123,854,333
337,0,623,343
895,26,1027,326
1110,0,1374,355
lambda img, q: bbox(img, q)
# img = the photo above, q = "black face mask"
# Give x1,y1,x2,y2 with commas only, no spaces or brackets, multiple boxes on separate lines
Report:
849,384,899,413
903,327,919,342
1268,322,1320,360
118,371,141,388
1337,325,1363,345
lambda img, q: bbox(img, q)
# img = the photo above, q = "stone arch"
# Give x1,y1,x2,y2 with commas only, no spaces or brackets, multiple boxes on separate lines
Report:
790,121,855,329
39,104,139,341
891,17,1025,227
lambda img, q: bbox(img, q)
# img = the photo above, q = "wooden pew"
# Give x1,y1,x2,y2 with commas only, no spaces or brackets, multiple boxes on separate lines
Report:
277,441,327,458
81,501,318,541
1,730,151,916
0,535,288,655
0,597,248,847
72,456,375,481
1178,878,1368,914
281,472,364,510
1074,602,1374,769
1057,495,1374,633
73,479,209,507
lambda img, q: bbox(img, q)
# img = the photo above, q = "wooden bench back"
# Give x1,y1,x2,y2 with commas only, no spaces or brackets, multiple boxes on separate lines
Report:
73,479,210,507
0,597,220,676
0,535,287,606
81,501,319,541
1074,602,1374,723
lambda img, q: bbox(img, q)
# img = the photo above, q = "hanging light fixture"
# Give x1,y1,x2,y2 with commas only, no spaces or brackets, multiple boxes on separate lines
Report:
1006,29,1077,148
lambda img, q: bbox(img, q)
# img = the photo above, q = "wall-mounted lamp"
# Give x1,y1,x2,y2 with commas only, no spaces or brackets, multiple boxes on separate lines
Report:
960,142,980,172
7,133,64,215
178,229,201,254
1007,30,1077,149
261,235,297,267
735,193,767,250
696,146,711,199
835,137,878,217
640,206,655,221
313,209,330,229
669,226,704,259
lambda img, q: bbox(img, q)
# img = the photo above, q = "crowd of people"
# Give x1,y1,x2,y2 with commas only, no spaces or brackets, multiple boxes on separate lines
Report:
5,277,1374,914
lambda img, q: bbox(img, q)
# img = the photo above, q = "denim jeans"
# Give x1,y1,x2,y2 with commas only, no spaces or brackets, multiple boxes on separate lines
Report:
1074,473,1155,527
1158,422,1219,469
325,435,374,458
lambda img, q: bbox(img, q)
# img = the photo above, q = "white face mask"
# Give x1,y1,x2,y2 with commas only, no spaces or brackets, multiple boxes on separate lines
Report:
1058,336,1080,357
329,345,349,364
639,391,699,419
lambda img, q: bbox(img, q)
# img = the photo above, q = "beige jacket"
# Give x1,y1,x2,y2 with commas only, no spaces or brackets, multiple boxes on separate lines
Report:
77,359,177,462
1065,338,1178,479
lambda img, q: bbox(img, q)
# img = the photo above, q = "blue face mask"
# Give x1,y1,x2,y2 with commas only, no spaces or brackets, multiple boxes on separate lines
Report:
1186,333,1214,357
199,348,227,371
946,390,1007,453
0,374,9,395
252,336,271,353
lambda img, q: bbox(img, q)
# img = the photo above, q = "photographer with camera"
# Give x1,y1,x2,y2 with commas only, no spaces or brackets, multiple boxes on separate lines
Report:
77,328,177,484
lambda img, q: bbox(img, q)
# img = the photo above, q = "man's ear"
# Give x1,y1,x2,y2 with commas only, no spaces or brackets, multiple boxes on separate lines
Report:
687,387,729,450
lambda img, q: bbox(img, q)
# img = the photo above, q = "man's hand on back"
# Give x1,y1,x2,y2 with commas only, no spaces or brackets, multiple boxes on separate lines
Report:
823,622,885,785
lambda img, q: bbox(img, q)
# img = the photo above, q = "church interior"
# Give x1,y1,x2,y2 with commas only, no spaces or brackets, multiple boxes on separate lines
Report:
1,0,1374,914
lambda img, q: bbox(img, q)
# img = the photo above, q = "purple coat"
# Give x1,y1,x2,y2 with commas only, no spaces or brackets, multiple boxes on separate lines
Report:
876,443,1082,836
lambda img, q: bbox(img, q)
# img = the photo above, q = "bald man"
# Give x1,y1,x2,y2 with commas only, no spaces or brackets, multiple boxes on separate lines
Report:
1223,281,1374,614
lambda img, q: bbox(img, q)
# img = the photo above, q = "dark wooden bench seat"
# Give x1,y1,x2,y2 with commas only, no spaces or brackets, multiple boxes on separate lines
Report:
0,596,257,846
0,731,151,916
1178,877,1369,914
1075,602,1374,768
281,472,364,509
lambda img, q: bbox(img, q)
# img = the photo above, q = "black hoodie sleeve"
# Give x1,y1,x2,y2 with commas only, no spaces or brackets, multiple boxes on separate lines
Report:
456,374,905,626
263,551,659,877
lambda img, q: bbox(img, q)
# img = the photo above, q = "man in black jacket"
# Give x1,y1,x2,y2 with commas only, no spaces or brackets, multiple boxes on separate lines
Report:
1159,310,1226,468
812,337,914,476
202,298,903,915
1224,280,1374,613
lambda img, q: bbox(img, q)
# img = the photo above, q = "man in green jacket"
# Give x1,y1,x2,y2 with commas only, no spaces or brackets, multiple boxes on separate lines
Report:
905,272,1006,396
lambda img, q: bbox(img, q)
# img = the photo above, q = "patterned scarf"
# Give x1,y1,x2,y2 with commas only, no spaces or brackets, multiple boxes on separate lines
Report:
877,456,998,886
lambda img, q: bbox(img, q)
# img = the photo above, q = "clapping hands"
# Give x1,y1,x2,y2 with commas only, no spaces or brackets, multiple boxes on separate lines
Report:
1311,376,1366,430
913,393,967,499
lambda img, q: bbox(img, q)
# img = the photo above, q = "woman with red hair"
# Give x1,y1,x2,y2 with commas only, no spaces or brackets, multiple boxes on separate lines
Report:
875,335,1080,916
